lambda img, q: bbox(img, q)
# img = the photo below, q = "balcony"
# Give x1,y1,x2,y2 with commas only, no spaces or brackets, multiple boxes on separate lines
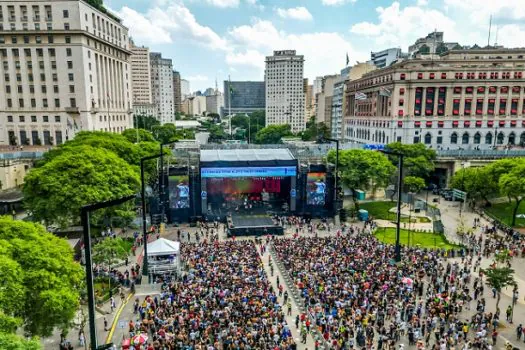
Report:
65,107,79,114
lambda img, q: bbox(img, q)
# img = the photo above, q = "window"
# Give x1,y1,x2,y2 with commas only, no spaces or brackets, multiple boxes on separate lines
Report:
474,132,481,144
43,130,51,145
68,73,74,81
35,35,41,43
18,99,24,108
43,115,48,122
42,99,48,108
67,61,73,69
66,48,72,56
63,10,69,18
424,133,432,144
40,73,45,81
54,98,60,107
451,133,458,144
56,131,63,145
485,133,493,145
69,85,75,93
7,116,13,122
52,73,57,82
462,132,470,144
31,115,37,123
19,115,25,123
48,48,55,57
31,98,36,107
509,132,516,145
437,136,443,144
23,36,29,44
65,36,71,43
54,115,60,123
29,85,34,93
70,98,76,107
51,61,56,69
64,23,70,30
11,36,17,44
497,132,504,145
5,85,11,93
17,85,23,93
20,131,28,145
48,35,53,43
54,85,59,93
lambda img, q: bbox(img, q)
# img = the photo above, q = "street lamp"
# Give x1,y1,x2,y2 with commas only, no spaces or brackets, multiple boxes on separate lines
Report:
81,194,136,350
141,153,162,282
380,149,404,262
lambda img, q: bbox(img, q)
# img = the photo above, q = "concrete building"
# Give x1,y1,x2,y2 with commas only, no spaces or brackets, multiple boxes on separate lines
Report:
222,81,265,116
206,91,223,115
343,48,525,150
182,95,206,116
173,70,182,113
0,0,133,145
130,41,155,118
315,75,338,125
265,50,305,132
150,52,174,124
408,31,459,57
370,48,402,68
304,80,314,122
313,77,323,96
181,79,190,98
203,87,215,97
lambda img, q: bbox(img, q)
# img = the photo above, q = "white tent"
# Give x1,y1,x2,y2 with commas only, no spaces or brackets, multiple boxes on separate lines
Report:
147,238,180,257
146,238,181,276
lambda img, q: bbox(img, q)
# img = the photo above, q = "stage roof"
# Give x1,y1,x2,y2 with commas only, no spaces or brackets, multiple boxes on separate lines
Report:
200,148,295,162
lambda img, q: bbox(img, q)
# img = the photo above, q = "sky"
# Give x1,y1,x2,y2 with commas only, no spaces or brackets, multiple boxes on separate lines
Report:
104,0,525,92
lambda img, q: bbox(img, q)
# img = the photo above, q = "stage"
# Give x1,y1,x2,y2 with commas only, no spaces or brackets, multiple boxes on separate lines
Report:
227,214,284,237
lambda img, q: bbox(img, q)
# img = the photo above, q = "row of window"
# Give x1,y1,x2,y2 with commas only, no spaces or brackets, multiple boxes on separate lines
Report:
6,115,61,123
0,47,73,57
7,130,63,146
0,35,72,44
400,71,524,81
5,97,76,108
396,120,520,128
6,85,75,94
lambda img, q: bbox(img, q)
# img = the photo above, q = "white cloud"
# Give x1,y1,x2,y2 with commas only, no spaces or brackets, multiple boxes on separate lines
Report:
444,0,525,24
205,0,239,8
350,2,457,48
118,7,172,44
321,0,356,6
117,3,227,51
417,0,428,5
227,19,367,79
226,50,266,68
495,24,525,48
276,7,313,21
187,74,209,82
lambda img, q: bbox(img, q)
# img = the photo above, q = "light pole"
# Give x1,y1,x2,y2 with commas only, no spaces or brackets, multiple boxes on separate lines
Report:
381,149,404,262
81,194,136,350
141,153,162,282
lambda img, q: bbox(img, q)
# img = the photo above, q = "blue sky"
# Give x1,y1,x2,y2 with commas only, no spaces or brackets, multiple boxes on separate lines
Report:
105,0,525,92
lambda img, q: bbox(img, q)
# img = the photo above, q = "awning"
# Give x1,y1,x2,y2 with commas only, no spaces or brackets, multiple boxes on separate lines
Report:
147,238,180,257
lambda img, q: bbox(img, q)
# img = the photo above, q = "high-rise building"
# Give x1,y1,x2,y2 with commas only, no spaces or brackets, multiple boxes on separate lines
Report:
0,0,133,146
344,48,525,150
181,79,190,98
265,50,305,132
150,52,174,124
330,67,351,140
304,79,314,122
130,41,155,118
315,75,338,126
222,81,265,116
370,48,402,68
173,70,182,113
408,31,459,57
206,91,223,115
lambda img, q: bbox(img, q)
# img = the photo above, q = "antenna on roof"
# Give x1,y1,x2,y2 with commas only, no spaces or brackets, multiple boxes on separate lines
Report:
494,25,499,47
487,14,492,47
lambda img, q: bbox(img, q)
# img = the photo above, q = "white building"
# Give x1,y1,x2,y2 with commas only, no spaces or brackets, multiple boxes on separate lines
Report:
265,50,305,132
370,48,402,68
130,41,155,118
0,0,133,146
206,91,223,115
180,79,190,99
150,52,174,124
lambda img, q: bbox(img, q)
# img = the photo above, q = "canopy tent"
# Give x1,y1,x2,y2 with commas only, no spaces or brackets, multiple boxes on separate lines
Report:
146,238,180,257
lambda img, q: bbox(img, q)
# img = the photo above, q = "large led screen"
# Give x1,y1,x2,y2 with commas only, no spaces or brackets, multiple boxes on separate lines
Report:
168,175,190,209
306,172,327,206
201,166,296,178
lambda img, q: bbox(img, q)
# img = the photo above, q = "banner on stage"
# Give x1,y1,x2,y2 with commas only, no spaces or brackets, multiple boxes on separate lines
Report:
201,166,297,178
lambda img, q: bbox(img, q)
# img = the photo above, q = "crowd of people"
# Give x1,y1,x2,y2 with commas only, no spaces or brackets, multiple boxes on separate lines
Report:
272,228,519,350
128,241,296,349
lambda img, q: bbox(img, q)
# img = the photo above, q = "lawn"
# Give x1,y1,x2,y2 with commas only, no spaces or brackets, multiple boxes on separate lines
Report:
359,201,397,220
374,227,461,250
485,200,525,228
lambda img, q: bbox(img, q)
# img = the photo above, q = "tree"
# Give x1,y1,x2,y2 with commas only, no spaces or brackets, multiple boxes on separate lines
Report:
327,149,395,205
301,117,330,141
499,163,525,226
0,333,40,350
482,266,516,312
0,217,84,337
450,167,498,206
254,124,292,144
404,176,425,193
249,110,266,136
24,146,140,227
133,115,160,130
386,142,436,179
122,128,155,143
152,124,195,144
93,237,129,289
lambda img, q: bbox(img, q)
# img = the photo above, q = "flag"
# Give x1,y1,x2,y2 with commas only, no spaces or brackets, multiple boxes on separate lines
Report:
379,87,392,97
346,53,349,66
355,92,367,100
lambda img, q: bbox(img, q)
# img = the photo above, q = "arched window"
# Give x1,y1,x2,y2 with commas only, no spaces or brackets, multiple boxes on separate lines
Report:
474,132,481,144
485,132,493,144
509,132,516,145
424,133,432,144
520,132,525,145
497,132,505,145
462,132,470,144
451,132,458,144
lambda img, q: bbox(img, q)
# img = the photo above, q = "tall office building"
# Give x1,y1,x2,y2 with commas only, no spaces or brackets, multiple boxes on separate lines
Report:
370,48,402,68
181,79,190,99
130,41,155,118
222,81,265,116
265,50,305,132
173,70,182,113
150,52,174,124
0,0,133,146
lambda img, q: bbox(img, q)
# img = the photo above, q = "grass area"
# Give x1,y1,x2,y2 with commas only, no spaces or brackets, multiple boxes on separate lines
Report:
485,200,525,228
399,216,432,224
359,201,397,220
374,227,461,250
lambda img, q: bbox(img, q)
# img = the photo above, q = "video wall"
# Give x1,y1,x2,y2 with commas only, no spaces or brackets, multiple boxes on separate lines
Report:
168,175,190,209
306,172,327,206
201,166,296,178
206,178,281,195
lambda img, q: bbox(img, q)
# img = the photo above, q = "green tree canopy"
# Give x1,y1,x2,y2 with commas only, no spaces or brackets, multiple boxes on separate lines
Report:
0,217,84,337
133,115,160,130
24,146,140,226
122,128,156,143
499,163,525,226
450,167,497,205
301,117,330,141
403,176,426,193
328,149,396,199
482,266,516,312
152,124,195,143
386,142,436,179
254,124,292,144
0,333,40,350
